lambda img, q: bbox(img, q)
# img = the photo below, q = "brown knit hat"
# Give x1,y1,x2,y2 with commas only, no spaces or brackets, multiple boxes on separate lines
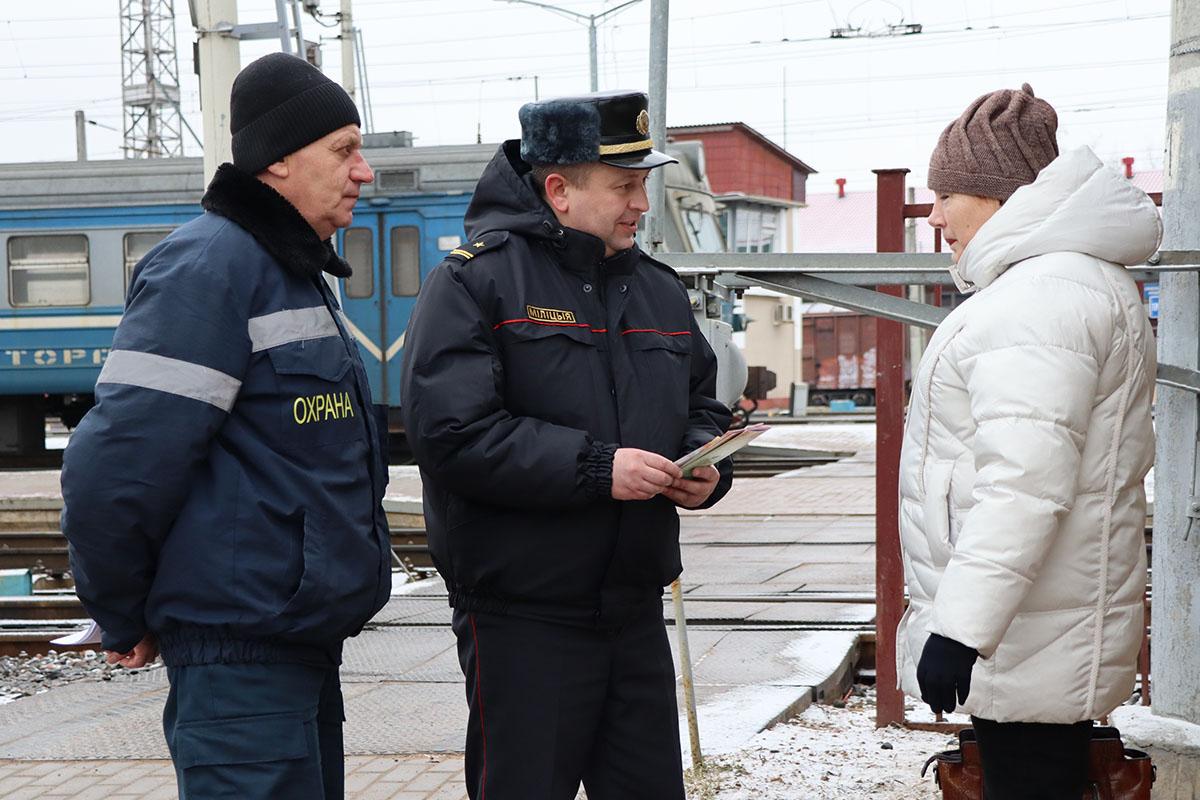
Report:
928,83,1059,201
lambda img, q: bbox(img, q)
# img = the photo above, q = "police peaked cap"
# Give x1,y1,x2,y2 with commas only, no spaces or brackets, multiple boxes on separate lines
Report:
518,90,677,170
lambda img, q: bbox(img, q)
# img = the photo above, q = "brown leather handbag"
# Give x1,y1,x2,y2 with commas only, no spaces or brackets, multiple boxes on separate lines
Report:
921,726,1155,799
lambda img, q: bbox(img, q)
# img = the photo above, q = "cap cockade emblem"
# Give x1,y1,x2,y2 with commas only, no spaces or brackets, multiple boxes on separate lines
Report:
636,109,650,136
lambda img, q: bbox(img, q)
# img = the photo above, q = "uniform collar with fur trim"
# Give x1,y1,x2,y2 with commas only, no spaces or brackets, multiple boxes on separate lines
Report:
200,163,352,279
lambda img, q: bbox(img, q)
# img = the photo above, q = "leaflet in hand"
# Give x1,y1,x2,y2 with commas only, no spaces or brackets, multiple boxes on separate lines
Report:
51,619,103,646
675,424,769,477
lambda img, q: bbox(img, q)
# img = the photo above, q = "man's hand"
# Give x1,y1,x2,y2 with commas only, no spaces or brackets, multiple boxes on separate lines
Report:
661,465,720,509
612,448,682,501
105,633,159,669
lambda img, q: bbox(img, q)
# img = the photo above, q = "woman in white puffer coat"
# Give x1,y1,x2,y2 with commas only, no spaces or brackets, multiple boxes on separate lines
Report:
896,84,1159,799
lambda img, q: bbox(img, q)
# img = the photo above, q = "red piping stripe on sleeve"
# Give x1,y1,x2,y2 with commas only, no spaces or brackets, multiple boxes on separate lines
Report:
620,328,692,336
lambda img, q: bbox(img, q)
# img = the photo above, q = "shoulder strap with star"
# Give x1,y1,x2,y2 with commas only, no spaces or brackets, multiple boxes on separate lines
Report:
444,231,510,264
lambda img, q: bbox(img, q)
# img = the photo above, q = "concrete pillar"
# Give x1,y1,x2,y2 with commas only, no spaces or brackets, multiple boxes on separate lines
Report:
1118,3,1200,796
1154,0,1200,726
191,0,240,183
340,0,356,105
644,0,668,254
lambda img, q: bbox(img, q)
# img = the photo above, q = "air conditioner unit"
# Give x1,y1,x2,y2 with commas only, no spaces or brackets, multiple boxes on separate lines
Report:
772,303,795,324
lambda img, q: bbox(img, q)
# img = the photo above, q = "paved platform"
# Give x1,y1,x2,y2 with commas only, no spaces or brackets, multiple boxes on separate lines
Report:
0,422,880,798
0,756,469,800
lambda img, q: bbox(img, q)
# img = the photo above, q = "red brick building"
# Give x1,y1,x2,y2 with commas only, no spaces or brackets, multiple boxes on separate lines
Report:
667,122,816,203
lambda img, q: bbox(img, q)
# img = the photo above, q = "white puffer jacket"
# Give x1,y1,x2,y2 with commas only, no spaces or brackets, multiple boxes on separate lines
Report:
896,147,1160,724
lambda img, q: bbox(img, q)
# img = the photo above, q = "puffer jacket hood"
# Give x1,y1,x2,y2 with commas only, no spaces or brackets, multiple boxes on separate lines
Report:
896,145,1159,724
950,147,1161,292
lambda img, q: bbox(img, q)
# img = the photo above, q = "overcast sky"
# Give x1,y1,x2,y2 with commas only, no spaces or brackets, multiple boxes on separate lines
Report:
0,0,1170,192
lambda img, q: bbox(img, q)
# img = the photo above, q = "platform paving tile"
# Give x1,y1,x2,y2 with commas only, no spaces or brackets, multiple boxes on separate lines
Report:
682,474,874,516
0,756,473,799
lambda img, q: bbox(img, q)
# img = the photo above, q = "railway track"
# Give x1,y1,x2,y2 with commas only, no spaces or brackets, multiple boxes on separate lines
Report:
0,527,433,575
730,450,844,478
0,534,433,658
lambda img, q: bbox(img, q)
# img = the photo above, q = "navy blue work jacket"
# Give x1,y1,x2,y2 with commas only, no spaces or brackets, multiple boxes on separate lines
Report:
61,165,391,665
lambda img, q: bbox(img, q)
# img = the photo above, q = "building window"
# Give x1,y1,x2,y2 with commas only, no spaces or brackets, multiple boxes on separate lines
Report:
343,227,374,299
733,206,781,253
123,230,172,289
8,234,90,307
391,226,420,297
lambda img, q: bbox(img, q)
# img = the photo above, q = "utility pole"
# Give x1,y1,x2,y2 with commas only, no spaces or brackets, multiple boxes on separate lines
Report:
1152,0,1200,725
189,0,240,182
340,0,356,105
497,0,642,91
782,66,788,150
644,0,668,253
74,111,88,162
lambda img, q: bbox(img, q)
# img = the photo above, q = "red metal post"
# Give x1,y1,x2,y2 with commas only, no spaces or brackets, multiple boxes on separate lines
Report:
874,168,910,727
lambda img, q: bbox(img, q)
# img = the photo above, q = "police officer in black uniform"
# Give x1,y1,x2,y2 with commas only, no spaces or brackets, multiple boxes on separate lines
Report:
400,90,733,799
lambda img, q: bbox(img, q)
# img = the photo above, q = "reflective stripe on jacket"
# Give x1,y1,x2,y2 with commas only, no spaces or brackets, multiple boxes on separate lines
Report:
62,164,391,665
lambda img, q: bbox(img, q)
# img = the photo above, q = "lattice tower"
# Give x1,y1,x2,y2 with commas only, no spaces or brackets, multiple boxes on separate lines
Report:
119,0,185,158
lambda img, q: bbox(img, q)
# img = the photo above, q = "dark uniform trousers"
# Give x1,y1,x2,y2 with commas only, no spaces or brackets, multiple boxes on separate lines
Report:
972,716,1094,800
163,662,345,800
453,603,685,800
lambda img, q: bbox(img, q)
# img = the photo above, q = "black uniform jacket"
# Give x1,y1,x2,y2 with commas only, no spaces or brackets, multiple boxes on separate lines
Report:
401,141,733,627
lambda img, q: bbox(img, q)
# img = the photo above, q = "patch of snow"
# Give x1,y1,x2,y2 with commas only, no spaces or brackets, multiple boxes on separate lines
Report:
390,574,438,597
683,684,813,762
680,631,859,767
689,688,955,800
1113,704,1200,754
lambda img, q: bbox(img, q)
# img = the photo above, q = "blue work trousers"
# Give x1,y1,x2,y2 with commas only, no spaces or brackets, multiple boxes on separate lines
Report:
163,662,345,800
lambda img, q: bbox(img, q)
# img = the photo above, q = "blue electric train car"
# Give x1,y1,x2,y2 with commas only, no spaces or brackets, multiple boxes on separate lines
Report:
0,137,736,456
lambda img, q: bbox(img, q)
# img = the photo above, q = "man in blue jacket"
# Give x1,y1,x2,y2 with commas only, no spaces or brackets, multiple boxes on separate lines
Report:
401,90,733,800
61,52,390,799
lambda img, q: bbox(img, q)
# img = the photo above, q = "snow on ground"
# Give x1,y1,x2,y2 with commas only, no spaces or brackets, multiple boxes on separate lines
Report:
686,687,957,800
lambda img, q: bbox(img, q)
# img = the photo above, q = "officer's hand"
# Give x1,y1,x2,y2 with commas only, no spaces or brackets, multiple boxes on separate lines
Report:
105,633,159,669
612,448,682,501
916,633,978,715
661,466,720,509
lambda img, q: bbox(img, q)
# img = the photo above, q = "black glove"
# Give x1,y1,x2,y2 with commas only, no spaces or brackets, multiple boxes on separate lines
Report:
916,633,978,715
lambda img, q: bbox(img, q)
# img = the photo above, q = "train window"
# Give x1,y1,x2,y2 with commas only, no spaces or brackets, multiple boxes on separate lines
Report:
7,234,90,307
391,226,420,297
123,230,171,289
343,227,374,298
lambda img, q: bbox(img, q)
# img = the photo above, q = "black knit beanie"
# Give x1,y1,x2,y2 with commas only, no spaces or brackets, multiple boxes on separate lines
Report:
230,53,361,175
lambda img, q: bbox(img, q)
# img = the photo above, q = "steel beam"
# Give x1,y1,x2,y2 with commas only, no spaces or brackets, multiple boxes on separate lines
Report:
664,252,954,285
1158,363,1200,394
744,273,949,329
662,252,1193,287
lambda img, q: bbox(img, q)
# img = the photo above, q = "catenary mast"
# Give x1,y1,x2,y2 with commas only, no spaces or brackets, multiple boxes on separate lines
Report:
119,0,186,158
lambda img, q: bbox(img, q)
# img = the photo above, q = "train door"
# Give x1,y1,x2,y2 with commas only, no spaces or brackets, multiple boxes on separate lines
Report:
338,209,466,407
